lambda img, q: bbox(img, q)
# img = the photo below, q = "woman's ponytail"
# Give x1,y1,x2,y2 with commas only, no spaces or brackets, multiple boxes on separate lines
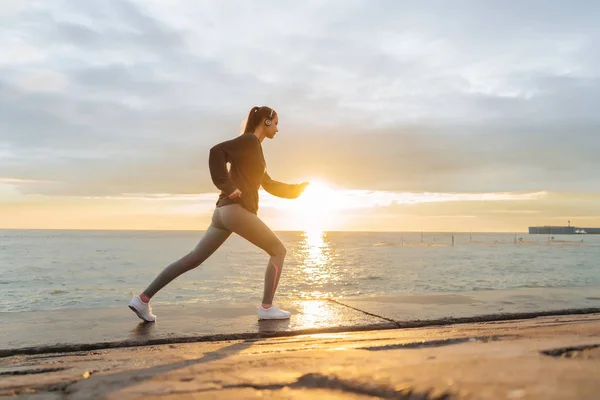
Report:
243,106,261,134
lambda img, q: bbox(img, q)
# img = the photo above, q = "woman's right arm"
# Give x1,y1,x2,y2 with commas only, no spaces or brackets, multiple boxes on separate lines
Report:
209,138,241,196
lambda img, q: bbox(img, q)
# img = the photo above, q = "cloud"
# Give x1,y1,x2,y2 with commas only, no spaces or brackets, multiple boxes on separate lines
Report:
1,0,600,201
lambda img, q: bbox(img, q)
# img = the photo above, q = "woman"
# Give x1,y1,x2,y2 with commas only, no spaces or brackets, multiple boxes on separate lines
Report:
129,106,309,321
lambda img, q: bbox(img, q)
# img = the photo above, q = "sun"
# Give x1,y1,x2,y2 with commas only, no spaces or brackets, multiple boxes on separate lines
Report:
285,180,341,232
260,179,345,231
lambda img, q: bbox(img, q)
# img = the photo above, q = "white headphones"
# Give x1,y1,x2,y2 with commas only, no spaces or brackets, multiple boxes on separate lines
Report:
264,109,274,126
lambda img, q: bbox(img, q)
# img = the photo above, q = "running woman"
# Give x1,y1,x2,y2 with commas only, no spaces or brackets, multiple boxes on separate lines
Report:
129,106,309,321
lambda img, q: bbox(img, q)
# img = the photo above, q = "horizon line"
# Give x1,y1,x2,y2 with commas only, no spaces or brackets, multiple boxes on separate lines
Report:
0,227,541,234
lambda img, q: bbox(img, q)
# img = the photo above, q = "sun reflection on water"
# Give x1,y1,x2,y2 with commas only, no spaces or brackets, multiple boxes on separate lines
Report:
292,229,339,300
305,228,328,267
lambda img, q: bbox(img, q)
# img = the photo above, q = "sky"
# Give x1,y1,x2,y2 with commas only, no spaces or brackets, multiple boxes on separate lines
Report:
1,0,600,232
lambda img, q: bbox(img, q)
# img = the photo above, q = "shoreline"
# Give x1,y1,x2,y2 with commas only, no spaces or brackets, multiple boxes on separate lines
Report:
3,283,600,314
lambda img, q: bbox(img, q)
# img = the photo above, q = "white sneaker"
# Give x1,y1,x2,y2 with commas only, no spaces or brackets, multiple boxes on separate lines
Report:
128,295,157,322
257,305,291,320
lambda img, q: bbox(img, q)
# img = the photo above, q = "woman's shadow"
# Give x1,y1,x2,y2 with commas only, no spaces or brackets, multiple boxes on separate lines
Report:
72,335,258,397
86,318,292,398
257,318,291,333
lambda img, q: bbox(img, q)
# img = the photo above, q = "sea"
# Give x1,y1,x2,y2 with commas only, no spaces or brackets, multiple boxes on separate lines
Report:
1,230,599,313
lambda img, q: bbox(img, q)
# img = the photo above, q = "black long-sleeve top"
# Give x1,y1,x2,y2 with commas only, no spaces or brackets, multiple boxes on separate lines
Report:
209,132,303,214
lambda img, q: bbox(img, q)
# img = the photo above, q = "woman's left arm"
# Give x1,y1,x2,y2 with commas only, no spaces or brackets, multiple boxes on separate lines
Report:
261,172,309,199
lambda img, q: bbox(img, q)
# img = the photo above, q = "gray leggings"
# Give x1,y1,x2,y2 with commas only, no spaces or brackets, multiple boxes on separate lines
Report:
142,204,286,305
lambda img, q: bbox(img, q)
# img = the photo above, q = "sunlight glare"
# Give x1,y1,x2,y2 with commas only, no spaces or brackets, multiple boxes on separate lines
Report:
295,300,336,327
289,180,340,232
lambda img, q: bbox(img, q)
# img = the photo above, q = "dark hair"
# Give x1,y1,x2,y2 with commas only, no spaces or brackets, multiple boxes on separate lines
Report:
243,106,277,133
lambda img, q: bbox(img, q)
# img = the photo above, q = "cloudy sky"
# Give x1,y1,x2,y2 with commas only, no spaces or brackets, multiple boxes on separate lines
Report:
1,0,599,231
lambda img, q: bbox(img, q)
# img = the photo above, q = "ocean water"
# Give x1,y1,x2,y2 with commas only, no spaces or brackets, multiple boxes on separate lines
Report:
1,230,600,312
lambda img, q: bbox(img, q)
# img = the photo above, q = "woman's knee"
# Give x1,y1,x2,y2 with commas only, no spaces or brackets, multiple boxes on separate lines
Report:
270,241,287,259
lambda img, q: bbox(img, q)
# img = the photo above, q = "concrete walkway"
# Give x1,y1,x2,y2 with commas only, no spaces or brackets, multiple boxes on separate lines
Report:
1,286,599,356
2,314,599,399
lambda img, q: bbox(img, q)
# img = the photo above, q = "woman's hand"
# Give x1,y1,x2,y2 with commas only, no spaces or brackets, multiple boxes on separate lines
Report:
297,182,310,195
228,189,242,199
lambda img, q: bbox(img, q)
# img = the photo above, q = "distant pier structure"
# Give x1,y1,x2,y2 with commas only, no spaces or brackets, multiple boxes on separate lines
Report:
529,221,600,234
